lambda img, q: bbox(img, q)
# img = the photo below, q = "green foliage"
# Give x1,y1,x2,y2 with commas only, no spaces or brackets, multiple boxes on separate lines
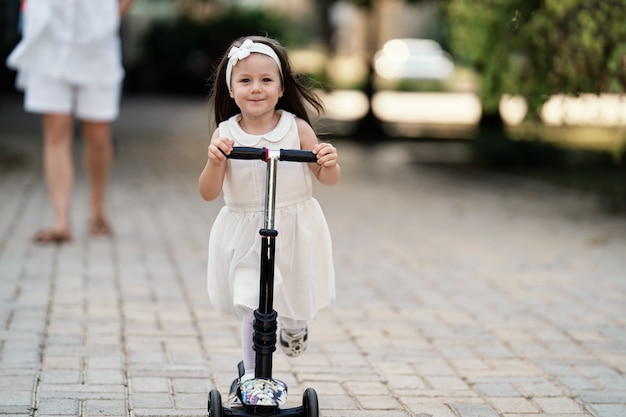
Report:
440,0,626,117
441,0,536,113
523,0,626,111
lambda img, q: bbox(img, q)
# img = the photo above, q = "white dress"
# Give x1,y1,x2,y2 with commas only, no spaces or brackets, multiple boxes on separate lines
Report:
207,111,335,320
6,0,123,87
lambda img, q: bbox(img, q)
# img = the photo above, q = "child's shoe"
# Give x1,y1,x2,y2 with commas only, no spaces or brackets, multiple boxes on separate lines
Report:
279,327,308,357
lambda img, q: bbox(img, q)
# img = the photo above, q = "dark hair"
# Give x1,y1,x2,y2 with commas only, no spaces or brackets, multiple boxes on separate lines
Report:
207,35,324,132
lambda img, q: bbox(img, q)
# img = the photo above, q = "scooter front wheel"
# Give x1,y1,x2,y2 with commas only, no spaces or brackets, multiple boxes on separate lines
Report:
302,388,319,417
208,389,223,417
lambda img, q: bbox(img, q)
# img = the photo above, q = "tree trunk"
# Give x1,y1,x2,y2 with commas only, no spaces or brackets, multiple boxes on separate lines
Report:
353,2,386,143
353,63,386,143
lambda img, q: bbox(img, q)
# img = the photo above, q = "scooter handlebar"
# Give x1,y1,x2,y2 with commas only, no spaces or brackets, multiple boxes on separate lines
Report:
226,147,317,163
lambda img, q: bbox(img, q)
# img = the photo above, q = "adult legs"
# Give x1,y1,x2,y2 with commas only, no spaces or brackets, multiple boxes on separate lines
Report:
39,113,74,239
81,120,113,234
27,71,117,241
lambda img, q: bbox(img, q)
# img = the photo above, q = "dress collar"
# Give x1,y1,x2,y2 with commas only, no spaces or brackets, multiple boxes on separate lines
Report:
231,110,294,146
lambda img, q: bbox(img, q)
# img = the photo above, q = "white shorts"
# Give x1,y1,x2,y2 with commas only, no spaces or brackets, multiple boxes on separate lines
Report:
24,72,121,122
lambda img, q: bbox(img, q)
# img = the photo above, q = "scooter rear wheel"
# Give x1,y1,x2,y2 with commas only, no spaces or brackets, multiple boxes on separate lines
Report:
302,388,319,417
208,389,223,417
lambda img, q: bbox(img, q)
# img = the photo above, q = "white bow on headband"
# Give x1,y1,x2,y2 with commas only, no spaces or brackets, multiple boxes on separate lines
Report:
225,39,283,91
228,39,255,62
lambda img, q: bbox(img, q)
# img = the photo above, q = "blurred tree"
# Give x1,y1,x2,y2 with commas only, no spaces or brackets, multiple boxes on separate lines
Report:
441,0,626,123
523,0,626,111
441,0,626,167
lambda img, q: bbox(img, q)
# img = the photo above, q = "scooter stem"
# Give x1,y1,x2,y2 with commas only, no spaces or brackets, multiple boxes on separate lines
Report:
255,154,280,379
264,156,278,230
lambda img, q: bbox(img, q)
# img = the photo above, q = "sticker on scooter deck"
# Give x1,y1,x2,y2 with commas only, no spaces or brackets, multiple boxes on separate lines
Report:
239,378,288,407
226,378,243,409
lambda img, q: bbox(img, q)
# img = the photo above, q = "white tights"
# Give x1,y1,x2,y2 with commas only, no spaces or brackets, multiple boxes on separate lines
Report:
240,308,306,377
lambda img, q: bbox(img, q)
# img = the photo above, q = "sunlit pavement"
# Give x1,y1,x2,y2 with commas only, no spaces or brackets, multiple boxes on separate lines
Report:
1,94,625,417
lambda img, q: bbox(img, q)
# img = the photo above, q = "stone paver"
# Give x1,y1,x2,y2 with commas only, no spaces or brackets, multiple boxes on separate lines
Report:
1,95,625,417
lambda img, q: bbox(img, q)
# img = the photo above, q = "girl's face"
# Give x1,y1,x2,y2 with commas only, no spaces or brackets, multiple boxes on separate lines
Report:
229,53,283,120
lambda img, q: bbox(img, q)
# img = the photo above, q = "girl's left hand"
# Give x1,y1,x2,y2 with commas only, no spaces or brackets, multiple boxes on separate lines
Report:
313,143,338,167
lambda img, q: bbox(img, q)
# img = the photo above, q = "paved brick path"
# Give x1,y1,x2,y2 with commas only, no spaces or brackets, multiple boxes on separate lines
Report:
1,95,625,417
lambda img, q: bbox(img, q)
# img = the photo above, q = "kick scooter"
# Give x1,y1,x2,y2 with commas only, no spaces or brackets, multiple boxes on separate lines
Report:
208,147,320,417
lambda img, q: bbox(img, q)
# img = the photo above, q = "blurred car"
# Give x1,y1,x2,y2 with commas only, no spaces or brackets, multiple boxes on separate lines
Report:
374,38,454,80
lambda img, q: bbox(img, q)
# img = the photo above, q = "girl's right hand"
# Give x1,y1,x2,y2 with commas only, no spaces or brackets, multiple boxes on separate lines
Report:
208,137,235,164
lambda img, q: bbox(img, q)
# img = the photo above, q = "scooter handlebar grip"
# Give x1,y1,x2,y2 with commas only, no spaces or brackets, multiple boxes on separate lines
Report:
279,149,318,163
225,147,267,160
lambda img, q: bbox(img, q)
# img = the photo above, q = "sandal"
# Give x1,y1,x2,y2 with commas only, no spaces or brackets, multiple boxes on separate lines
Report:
33,229,73,244
90,218,112,236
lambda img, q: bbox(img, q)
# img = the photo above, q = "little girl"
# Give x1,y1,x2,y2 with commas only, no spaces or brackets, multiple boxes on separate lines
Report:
198,36,341,386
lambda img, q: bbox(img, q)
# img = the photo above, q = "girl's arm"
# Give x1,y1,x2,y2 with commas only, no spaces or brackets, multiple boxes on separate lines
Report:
297,118,341,186
198,130,234,201
119,0,136,15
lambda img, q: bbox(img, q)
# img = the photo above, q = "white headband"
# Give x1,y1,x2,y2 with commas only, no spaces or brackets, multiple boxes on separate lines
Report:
225,39,283,91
